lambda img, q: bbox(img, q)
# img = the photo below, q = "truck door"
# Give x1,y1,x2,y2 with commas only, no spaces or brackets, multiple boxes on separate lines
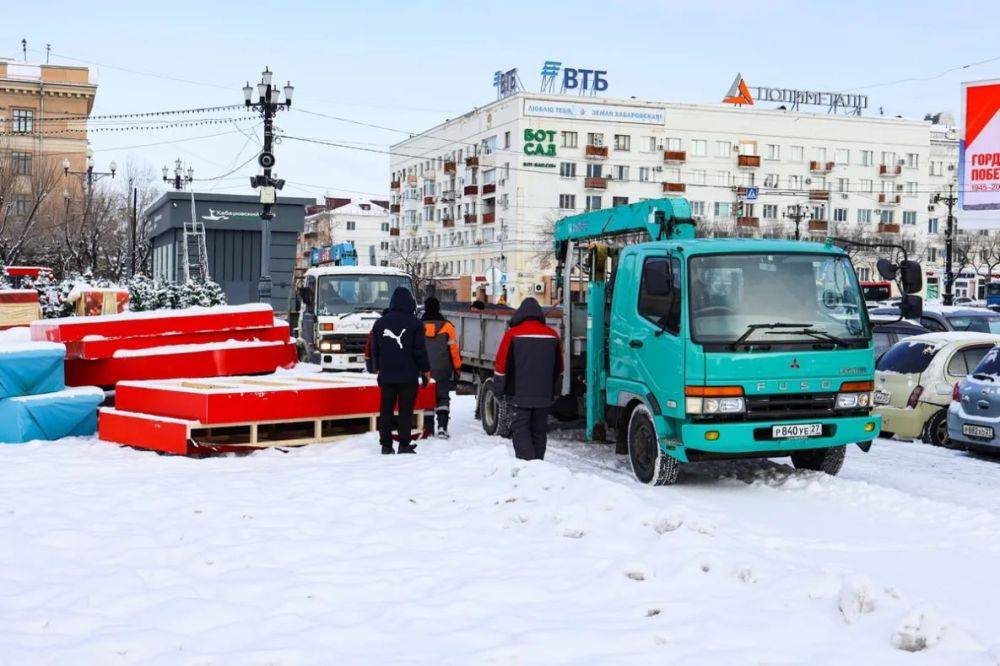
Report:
299,275,317,357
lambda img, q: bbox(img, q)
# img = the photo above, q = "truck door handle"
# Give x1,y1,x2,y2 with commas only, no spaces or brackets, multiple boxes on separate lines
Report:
629,340,643,348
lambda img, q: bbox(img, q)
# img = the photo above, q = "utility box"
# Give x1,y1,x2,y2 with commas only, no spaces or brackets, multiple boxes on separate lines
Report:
146,192,312,315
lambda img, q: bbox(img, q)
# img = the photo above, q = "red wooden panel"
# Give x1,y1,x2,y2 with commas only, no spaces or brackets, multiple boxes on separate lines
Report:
64,342,297,387
63,323,290,360
98,408,192,455
30,305,275,343
0,290,40,304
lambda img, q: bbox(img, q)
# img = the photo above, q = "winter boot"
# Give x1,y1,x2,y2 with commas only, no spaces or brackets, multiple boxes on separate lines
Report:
397,443,417,454
381,444,395,455
436,411,450,439
423,413,435,439
436,428,450,440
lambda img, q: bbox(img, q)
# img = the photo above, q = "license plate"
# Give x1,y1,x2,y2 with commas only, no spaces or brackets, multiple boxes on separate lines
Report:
873,390,891,405
772,423,823,439
963,424,994,439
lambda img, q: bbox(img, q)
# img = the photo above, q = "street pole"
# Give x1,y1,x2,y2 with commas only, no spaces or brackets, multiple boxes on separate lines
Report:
785,203,805,240
129,180,137,277
937,183,958,306
244,68,293,306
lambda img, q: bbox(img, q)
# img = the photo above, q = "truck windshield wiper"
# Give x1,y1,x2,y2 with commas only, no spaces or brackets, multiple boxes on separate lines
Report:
765,327,850,347
731,323,812,349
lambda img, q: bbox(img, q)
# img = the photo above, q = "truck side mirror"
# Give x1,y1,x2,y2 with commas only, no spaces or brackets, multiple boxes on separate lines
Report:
900,294,923,319
642,259,673,296
876,258,898,281
899,260,922,295
298,284,315,312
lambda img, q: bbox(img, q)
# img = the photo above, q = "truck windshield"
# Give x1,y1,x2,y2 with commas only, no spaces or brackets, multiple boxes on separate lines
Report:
689,253,869,347
316,274,412,315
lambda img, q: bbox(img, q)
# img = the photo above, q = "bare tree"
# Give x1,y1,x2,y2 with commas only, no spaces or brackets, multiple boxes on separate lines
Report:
386,234,441,299
0,147,62,266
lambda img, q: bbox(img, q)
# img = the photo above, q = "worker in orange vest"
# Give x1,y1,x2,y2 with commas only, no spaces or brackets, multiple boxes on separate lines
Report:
421,297,462,438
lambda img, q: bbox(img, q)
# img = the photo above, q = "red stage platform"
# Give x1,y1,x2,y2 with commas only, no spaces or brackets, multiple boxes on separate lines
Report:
100,374,436,455
63,322,290,360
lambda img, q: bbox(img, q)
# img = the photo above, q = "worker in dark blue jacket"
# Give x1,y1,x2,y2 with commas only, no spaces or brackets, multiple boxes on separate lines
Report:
370,287,430,454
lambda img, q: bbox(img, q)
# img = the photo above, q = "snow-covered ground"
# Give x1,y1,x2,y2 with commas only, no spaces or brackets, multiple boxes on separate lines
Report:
3,394,1000,664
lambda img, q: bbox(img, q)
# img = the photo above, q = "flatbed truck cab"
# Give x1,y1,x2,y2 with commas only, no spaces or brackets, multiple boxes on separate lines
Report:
560,198,888,485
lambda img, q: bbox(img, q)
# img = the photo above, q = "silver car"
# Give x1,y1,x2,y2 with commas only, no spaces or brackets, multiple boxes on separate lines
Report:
948,346,1000,453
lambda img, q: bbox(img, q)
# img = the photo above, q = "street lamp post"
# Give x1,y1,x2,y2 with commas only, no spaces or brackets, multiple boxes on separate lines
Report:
783,203,807,241
243,66,293,304
934,183,959,306
162,159,194,191
63,148,117,268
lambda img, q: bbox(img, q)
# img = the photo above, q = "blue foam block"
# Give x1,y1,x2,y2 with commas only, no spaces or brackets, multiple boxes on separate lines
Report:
0,343,66,399
0,387,105,443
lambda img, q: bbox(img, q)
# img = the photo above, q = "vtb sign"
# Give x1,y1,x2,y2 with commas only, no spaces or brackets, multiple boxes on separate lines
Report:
540,60,608,96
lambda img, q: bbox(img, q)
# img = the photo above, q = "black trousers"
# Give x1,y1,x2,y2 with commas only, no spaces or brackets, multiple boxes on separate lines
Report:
379,381,418,447
512,406,549,461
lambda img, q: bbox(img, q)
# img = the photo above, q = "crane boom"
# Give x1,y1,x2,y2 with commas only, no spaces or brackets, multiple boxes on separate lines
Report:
553,197,695,250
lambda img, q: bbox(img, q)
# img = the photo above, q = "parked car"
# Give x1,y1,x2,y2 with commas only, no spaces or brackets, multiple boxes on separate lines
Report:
871,320,929,362
874,332,1000,444
948,346,1000,454
868,305,1000,334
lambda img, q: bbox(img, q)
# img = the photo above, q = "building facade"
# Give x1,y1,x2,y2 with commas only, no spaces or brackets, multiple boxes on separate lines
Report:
388,92,959,304
300,197,392,269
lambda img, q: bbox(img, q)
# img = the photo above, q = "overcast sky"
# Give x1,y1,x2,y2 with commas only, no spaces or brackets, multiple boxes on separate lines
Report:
7,0,1000,222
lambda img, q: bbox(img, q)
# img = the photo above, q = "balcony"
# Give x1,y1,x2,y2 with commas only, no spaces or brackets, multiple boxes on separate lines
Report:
878,193,901,205
389,228,400,237
444,161,457,175
808,220,829,233
463,184,479,196
464,214,477,225
878,223,901,234
482,183,496,195
482,212,495,224
584,177,608,190
423,196,434,205
585,145,609,158
390,180,401,190
879,164,901,177
737,154,761,168
389,204,400,214
662,182,686,194
465,156,479,168
808,189,830,201
442,218,455,228
422,170,436,181
809,161,834,173
737,216,760,228
406,175,418,185
663,150,686,162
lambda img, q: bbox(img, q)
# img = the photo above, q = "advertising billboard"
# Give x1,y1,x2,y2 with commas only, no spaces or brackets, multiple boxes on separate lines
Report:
961,79,1000,210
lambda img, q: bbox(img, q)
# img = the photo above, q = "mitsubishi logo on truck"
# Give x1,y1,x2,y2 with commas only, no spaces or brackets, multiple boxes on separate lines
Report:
790,357,800,369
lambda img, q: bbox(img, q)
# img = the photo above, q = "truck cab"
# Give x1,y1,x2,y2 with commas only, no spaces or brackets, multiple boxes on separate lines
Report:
297,265,414,371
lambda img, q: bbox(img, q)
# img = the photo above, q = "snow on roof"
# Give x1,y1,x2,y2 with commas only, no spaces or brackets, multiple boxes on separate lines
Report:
33,303,272,326
902,331,1000,347
307,198,389,218
10,386,105,404
305,265,410,278
0,340,65,355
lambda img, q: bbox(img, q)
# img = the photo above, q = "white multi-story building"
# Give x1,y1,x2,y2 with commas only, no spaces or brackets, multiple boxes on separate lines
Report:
389,92,958,304
301,197,392,267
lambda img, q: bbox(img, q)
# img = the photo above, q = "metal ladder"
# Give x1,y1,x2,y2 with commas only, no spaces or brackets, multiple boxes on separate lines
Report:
181,220,210,283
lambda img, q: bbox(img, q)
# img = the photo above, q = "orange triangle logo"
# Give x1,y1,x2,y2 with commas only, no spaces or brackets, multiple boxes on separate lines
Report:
723,73,754,105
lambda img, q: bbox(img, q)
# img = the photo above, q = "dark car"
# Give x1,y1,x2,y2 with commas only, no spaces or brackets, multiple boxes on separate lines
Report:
869,306,1000,334
871,320,929,362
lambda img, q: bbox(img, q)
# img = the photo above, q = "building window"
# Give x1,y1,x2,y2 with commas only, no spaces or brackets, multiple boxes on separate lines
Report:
930,161,944,176
716,141,731,158
765,144,780,160
835,148,850,164
928,247,938,262
587,132,604,147
860,150,873,166
612,196,629,207
586,163,603,178
790,145,804,162
690,201,705,216
833,208,848,223
879,210,895,224
665,137,682,151
585,195,602,211
838,178,849,193
788,175,802,189
638,167,651,182
559,194,576,210
858,209,872,224
345,221,356,231
881,151,897,166
613,165,628,180
561,131,578,148
559,162,576,178
813,147,827,163
906,153,919,169
12,109,33,134
903,211,917,226
12,151,32,175
713,202,731,218
762,204,778,219
689,140,706,157
381,222,390,232
860,179,874,193
664,167,680,182
641,136,656,152
503,131,511,149
690,169,706,185
905,181,918,195
810,205,826,221
13,197,31,216
928,218,939,234
613,134,631,151
380,241,389,250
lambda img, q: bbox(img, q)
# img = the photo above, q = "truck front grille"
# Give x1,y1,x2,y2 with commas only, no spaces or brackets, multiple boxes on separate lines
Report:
325,334,367,354
744,392,837,421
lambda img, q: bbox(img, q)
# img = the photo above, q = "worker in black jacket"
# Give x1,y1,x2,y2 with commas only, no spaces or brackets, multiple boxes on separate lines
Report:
494,297,563,460
370,287,430,454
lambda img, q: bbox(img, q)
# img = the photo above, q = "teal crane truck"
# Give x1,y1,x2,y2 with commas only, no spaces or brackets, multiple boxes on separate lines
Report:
448,198,921,485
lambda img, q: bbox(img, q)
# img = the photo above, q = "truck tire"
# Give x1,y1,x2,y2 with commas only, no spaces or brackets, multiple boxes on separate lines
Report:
922,410,949,447
627,404,680,486
480,378,512,438
790,446,846,475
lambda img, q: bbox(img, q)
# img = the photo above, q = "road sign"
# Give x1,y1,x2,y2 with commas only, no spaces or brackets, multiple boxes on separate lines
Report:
745,186,759,201
500,272,508,285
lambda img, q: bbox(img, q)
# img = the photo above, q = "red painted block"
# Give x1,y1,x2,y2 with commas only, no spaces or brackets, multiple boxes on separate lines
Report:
0,290,40,304
31,304,275,343
65,341,297,387
63,323,291,360
115,374,436,424
98,408,193,455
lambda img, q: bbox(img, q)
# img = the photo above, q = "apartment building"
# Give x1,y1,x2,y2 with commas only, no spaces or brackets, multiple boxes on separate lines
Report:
388,92,958,304
300,197,392,269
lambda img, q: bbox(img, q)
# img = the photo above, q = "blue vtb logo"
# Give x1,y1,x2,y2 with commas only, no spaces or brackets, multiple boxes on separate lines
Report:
540,60,608,92
541,61,562,78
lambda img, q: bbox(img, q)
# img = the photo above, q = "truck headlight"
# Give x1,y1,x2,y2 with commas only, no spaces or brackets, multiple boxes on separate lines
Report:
836,392,871,409
686,396,745,415
319,340,343,352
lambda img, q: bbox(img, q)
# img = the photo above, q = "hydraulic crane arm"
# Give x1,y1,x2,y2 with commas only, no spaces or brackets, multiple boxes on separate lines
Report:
553,197,694,253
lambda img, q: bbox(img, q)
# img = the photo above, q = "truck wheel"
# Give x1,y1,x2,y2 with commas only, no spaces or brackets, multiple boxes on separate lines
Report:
627,404,680,486
790,446,846,475
922,410,949,447
480,378,512,438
